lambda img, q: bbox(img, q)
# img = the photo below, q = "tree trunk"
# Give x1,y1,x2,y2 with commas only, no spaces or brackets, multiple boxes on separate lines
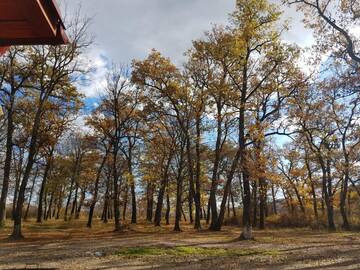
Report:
305,156,318,221
252,181,258,227
206,197,211,225
12,151,24,221
122,184,128,221
130,181,136,224
70,184,79,219
174,146,185,232
146,182,154,222
37,155,53,223
11,95,48,239
87,150,108,228
56,189,62,220
209,106,222,230
239,51,253,241
46,192,54,220
75,188,85,219
213,148,242,231
0,93,15,228
24,168,39,221
231,190,236,217
319,157,336,231
128,153,137,224
165,193,170,225
227,191,231,218
271,185,277,215
194,117,202,230
259,178,266,230
102,174,111,224
52,197,57,219
154,156,171,226
340,141,350,230
188,192,193,224
64,178,75,221
112,147,123,232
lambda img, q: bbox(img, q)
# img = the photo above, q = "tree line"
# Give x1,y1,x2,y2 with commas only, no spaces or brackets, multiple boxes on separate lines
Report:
0,0,359,240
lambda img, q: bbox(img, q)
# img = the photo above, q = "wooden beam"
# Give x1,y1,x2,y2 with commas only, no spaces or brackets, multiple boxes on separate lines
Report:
0,0,68,46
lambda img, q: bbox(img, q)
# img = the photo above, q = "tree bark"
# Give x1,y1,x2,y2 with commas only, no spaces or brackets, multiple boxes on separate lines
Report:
319,157,336,231
146,182,154,222
0,92,15,228
36,154,53,223
252,181,258,227
259,178,266,230
87,150,108,228
154,156,171,226
11,103,44,239
165,193,170,225
24,170,38,221
271,185,277,215
75,188,85,219
70,183,79,219
174,145,185,232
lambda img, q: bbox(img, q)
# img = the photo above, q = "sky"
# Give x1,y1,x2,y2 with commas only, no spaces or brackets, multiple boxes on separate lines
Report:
61,0,314,100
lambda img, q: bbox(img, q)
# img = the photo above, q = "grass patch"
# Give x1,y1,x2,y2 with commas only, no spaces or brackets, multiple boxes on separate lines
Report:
116,246,280,258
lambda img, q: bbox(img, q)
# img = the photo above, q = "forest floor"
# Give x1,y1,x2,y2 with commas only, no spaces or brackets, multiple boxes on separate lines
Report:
0,219,359,270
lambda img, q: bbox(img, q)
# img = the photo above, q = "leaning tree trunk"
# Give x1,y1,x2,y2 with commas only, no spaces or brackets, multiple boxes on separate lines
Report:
11,105,43,239
213,148,242,231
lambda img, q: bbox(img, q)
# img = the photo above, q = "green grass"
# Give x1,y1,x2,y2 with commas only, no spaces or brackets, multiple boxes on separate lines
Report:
116,246,280,258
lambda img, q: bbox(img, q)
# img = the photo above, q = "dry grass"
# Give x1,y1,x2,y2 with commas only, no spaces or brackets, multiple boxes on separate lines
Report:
0,219,360,269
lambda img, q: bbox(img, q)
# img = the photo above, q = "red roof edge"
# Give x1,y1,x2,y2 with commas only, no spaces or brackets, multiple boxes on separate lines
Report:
42,0,69,44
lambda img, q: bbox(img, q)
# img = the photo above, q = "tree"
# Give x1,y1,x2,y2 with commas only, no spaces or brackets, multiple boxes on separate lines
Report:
0,47,36,228
92,66,139,231
286,0,360,65
10,15,91,238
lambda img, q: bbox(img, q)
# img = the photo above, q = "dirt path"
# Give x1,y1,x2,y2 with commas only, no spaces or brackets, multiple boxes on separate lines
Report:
0,220,360,269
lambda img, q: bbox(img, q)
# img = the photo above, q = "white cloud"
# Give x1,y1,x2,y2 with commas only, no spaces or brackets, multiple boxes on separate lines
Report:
76,47,109,98
72,114,93,133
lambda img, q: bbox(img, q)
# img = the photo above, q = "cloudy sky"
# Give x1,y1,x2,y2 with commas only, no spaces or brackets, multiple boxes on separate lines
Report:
62,0,314,98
